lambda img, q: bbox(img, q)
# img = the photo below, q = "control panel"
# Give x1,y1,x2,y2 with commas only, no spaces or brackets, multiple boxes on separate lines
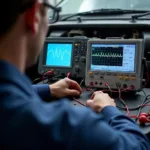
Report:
85,39,144,91
38,37,88,78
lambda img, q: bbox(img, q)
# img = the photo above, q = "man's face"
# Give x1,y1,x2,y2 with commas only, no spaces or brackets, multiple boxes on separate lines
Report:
26,4,49,67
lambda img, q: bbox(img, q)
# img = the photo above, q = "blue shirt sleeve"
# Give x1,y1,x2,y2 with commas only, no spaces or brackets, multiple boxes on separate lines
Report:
2,95,149,150
32,84,51,100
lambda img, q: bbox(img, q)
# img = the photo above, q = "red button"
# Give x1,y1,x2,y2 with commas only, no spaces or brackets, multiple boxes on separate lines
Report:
90,82,93,86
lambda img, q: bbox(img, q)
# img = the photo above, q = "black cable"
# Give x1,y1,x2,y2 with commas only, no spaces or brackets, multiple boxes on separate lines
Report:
32,78,42,84
116,105,140,111
142,89,147,97
105,83,113,97
134,59,150,119
135,95,150,121
42,74,54,84
117,95,150,111
46,75,64,84
144,100,150,104
118,86,126,107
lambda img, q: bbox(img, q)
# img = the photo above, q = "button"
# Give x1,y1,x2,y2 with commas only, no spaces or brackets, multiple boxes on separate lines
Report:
94,72,99,75
90,82,93,86
80,57,86,63
75,44,78,47
75,56,79,62
100,76,104,79
89,72,93,75
130,77,136,80
74,66,80,72
119,76,123,80
50,69,54,72
95,82,98,85
131,75,136,77
107,72,111,75
124,77,129,81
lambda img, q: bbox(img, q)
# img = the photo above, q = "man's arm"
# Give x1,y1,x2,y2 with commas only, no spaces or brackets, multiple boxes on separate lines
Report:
32,78,82,100
12,99,150,150
70,106,150,150
32,84,51,100
1,93,149,150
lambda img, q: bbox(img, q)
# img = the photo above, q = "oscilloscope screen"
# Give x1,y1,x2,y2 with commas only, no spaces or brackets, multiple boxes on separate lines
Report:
92,46,123,66
90,44,136,72
46,43,73,67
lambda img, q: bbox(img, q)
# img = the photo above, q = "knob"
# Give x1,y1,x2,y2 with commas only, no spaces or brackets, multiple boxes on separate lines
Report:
75,56,79,62
80,57,86,63
74,66,80,72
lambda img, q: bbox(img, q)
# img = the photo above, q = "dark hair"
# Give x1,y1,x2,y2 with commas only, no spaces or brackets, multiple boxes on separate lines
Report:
0,0,35,35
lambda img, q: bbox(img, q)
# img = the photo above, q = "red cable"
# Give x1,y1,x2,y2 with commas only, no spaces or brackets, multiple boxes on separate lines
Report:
42,71,54,80
128,114,137,119
67,72,71,78
103,87,133,93
76,86,133,107
73,97,86,106
125,105,130,116
67,72,86,106
141,104,150,107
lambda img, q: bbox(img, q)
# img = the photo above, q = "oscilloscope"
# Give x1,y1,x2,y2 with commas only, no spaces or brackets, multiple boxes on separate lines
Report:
38,37,88,78
85,39,144,91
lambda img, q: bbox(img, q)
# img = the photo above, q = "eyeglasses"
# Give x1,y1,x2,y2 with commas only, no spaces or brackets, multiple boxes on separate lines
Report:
43,2,61,24
20,0,61,24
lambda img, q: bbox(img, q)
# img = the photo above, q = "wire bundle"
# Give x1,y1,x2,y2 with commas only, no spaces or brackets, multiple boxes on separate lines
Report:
33,71,150,123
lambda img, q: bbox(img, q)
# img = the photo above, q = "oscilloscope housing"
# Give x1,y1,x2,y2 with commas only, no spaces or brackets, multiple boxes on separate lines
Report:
38,37,88,78
85,39,144,91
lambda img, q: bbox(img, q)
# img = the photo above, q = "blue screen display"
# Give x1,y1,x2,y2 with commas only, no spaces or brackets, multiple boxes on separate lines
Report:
46,43,73,67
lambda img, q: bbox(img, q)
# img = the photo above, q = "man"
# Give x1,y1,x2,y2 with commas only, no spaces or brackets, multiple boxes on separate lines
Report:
0,0,149,149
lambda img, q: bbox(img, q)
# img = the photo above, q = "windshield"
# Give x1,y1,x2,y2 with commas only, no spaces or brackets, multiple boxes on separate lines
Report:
54,0,150,15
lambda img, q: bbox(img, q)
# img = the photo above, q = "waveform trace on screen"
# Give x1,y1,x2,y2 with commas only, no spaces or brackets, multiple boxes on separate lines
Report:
92,52,123,58
46,44,72,67
48,49,70,60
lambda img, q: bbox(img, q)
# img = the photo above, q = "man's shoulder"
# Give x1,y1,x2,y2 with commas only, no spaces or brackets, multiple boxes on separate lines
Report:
0,79,35,99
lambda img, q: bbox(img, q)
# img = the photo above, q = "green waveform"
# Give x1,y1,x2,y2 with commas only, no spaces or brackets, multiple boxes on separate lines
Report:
92,52,123,58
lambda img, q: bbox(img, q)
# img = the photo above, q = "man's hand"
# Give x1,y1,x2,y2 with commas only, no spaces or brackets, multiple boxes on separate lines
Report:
50,78,82,98
86,91,116,113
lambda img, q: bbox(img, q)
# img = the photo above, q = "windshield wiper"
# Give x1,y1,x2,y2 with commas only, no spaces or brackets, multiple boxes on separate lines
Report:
61,9,148,21
132,11,150,21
